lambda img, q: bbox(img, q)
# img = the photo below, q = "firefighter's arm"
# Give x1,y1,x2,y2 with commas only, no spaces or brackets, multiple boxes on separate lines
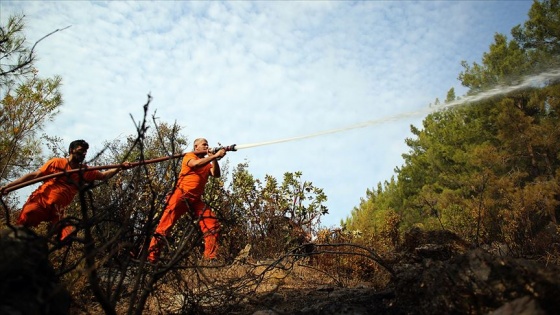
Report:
100,161,132,180
0,170,42,195
188,149,226,173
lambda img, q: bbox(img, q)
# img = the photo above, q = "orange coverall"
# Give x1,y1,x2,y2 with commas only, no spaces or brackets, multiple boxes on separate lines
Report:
17,157,105,240
148,152,220,262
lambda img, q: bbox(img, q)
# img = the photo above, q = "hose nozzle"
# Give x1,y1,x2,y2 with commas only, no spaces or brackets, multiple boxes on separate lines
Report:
209,144,237,154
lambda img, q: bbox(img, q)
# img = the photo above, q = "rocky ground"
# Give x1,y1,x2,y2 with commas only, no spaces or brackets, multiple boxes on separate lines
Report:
228,248,560,315
3,226,560,315
231,228,560,315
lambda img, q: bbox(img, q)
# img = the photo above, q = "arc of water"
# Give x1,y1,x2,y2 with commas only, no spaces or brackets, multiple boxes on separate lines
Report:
236,68,560,151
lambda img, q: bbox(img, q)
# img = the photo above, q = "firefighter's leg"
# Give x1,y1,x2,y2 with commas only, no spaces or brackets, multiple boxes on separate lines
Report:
147,190,188,262
192,200,220,260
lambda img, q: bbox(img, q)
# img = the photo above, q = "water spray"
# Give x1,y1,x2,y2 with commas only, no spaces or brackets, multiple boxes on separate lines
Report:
234,68,560,151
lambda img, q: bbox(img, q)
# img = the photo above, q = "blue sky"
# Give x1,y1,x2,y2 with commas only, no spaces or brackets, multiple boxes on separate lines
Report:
2,1,534,227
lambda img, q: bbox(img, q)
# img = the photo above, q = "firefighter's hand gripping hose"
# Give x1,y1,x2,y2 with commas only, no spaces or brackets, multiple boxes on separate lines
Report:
209,144,237,154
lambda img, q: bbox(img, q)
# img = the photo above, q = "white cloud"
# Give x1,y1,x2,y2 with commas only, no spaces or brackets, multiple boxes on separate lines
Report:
1,0,534,227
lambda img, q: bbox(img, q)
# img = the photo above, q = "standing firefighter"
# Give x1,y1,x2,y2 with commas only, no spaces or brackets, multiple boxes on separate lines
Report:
0,139,129,240
147,138,226,263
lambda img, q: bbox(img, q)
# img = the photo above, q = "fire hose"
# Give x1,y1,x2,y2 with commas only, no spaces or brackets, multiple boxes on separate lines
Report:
2,144,236,194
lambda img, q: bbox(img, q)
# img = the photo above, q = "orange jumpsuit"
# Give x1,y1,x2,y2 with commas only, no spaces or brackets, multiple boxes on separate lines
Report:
17,157,105,240
148,152,220,262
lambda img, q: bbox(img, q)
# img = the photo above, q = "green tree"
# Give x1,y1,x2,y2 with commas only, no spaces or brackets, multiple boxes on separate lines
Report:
223,164,328,260
1,14,36,88
512,0,560,70
0,14,63,208
344,177,402,249
347,0,560,253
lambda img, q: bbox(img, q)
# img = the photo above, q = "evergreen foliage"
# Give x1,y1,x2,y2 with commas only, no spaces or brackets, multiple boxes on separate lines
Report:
345,0,560,256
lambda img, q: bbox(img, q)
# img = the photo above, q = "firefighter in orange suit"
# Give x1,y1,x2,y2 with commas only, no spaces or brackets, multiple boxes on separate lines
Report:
147,138,226,263
0,139,129,240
